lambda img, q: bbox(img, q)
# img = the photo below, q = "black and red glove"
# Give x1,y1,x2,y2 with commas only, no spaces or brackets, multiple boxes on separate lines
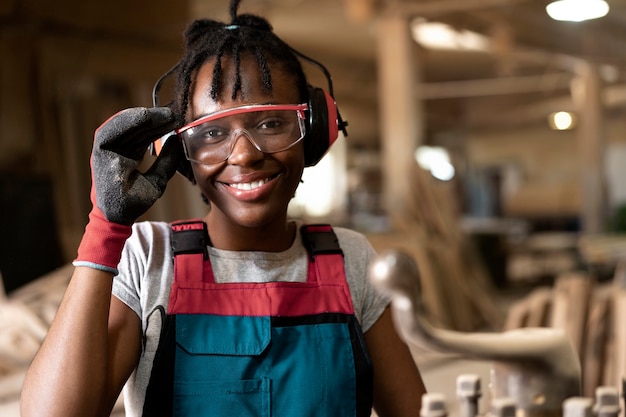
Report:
73,107,182,274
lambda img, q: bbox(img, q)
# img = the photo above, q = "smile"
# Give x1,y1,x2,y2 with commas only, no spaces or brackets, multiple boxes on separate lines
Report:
228,177,271,191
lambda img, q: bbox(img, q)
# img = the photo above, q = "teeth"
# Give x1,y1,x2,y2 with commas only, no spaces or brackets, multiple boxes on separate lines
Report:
230,177,270,190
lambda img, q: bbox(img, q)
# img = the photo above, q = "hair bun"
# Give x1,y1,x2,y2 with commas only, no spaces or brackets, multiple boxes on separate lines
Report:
231,14,273,32
184,19,225,48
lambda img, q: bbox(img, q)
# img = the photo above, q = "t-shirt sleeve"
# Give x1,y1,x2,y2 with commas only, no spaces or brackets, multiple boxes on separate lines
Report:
112,222,165,319
336,228,390,333
112,229,144,318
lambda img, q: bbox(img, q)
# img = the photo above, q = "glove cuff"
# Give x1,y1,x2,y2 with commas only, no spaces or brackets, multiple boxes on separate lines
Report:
74,209,133,275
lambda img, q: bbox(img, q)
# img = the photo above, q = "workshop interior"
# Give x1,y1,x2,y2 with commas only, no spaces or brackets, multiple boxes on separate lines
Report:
3,0,626,416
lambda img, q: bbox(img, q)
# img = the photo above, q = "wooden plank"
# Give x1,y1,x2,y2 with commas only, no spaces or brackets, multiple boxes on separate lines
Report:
503,298,531,331
525,287,553,328
367,233,455,329
609,262,626,390
503,287,553,331
438,243,478,331
549,271,594,358
582,288,612,397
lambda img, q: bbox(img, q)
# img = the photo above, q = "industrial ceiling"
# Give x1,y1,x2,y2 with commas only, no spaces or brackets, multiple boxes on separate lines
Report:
189,0,626,148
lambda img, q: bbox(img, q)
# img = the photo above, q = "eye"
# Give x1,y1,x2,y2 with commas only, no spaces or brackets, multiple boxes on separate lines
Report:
196,125,229,143
259,117,283,130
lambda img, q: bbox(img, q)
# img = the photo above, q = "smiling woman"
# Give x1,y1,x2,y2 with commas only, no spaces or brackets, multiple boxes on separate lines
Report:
20,1,427,416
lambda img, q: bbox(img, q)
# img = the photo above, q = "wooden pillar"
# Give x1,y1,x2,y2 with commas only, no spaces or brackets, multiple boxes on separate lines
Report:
572,62,606,234
376,14,424,227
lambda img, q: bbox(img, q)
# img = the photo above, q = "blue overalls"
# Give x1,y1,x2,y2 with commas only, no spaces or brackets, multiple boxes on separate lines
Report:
142,220,374,417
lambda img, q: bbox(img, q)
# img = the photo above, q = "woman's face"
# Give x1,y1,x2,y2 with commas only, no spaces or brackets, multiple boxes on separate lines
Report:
187,54,306,233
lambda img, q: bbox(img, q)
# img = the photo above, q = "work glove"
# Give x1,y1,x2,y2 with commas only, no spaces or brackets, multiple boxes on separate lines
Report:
73,107,182,274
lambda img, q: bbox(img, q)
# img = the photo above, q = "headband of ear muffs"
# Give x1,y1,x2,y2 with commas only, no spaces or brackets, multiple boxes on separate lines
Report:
304,85,340,167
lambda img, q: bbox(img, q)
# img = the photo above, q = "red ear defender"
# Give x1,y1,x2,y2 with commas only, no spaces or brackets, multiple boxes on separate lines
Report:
303,86,346,167
323,90,340,149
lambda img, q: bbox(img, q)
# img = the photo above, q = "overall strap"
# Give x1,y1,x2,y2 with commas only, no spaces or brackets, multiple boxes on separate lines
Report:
300,224,345,284
170,219,210,285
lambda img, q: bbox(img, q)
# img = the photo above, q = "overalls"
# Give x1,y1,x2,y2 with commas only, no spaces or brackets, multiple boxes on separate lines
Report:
142,220,374,417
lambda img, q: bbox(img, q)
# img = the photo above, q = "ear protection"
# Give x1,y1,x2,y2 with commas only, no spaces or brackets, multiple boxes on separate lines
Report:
296,47,348,167
303,85,342,167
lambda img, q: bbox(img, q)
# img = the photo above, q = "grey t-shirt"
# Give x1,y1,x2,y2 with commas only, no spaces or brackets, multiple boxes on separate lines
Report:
112,220,390,417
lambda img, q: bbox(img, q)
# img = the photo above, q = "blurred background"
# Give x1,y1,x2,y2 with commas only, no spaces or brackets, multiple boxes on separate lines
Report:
4,0,626,415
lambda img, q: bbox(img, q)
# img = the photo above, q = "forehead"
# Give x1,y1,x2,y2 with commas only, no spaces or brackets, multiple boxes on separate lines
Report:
190,54,301,118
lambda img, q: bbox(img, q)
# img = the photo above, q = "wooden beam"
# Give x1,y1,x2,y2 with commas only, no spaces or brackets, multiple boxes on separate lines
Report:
342,0,377,23
376,14,423,224
384,0,531,17
573,62,606,234
420,72,572,99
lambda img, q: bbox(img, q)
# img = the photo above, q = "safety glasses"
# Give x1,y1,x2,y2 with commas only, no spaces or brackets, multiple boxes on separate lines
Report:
176,103,308,166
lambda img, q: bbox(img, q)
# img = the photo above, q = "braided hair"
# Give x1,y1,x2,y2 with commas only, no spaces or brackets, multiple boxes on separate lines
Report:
171,0,310,123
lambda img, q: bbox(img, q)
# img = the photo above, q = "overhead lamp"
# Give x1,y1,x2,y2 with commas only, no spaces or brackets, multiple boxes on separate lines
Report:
546,0,609,22
415,146,455,181
548,111,576,130
410,19,490,51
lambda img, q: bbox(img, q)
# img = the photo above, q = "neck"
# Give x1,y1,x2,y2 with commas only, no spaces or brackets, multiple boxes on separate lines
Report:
205,214,296,252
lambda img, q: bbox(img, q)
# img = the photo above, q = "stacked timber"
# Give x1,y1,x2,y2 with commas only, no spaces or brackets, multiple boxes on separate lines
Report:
0,265,126,416
504,256,626,398
367,164,504,332
0,265,72,415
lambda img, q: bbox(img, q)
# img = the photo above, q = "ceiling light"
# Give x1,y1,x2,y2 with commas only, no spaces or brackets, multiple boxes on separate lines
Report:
415,146,455,181
410,19,490,51
546,0,609,22
549,111,576,130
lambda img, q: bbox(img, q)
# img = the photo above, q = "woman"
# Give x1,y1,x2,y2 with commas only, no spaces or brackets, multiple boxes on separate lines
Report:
21,1,426,416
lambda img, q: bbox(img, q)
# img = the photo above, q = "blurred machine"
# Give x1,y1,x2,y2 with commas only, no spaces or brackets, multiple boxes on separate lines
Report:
369,250,623,417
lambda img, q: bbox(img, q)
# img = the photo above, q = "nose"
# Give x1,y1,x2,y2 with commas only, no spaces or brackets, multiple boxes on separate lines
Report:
226,129,264,164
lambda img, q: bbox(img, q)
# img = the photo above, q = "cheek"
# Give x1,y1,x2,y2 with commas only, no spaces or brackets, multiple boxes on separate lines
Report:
283,148,305,183
191,163,221,187
286,142,306,168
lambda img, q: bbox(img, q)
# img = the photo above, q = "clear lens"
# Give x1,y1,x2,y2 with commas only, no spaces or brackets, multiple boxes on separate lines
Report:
178,104,307,166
